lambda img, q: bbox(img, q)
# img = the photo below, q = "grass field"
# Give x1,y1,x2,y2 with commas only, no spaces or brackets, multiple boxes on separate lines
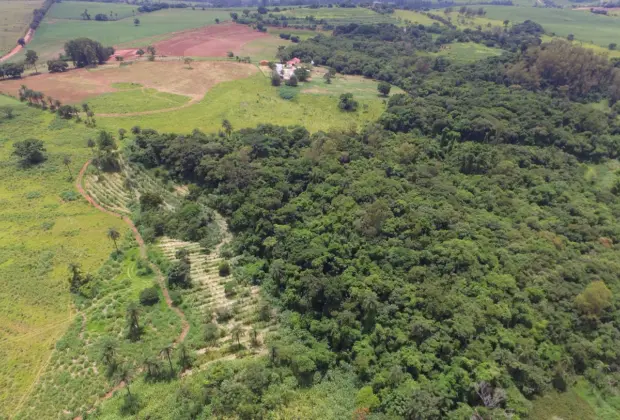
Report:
47,0,138,20
482,6,620,47
86,87,191,114
11,5,232,62
0,0,44,55
0,95,127,417
97,72,389,134
431,42,503,64
274,6,397,25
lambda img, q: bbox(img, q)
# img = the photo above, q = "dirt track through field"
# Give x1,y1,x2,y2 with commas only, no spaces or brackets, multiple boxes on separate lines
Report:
72,160,189,418
0,28,34,63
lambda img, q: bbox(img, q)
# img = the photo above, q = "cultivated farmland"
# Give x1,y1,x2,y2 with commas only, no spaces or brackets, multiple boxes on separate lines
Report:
0,0,44,55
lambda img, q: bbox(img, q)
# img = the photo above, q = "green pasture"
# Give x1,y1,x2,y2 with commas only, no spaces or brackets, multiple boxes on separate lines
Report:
482,6,620,47
15,249,182,419
301,73,404,98
47,1,138,20
432,42,503,64
11,6,232,62
97,72,387,134
274,6,396,25
0,0,44,55
0,95,127,417
86,87,191,114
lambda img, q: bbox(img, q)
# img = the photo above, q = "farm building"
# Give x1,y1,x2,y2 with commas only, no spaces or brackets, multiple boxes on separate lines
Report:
275,57,301,80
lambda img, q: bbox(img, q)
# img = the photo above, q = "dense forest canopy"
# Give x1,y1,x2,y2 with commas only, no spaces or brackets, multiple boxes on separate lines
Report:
117,19,620,419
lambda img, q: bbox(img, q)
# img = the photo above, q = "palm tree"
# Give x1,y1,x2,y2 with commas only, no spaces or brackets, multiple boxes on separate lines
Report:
143,356,160,379
177,343,192,371
126,302,141,341
231,324,244,349
250,326,260,348
62,155,73,179
100,337,118,377
222,119,233,137
118,365,132,397
107,227,120,252
160,345,174,376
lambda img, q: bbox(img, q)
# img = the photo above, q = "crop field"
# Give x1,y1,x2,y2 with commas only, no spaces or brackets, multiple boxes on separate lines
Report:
0,0,44,55
274,6,397,25
482,6,620,46
10,5,232,62
0,61,258,105
0,95,127,417
47,0,138,20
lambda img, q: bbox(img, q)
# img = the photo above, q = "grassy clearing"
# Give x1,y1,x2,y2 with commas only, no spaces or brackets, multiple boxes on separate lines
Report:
11,7,232,62
432,42,503,64
0,96,127,417
236,35,292,62
302,71,404,99
86,88,191,114
267,27,327,41
97,72,387,134
530,386,596,420
0,0,44,54
47,0,138,20
14,248,182,419
393,9,442,26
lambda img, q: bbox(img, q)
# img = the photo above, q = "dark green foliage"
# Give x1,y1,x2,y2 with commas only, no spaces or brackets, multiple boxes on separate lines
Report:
294,67,310,82
377,81,391,96
64,38,114,68
139,287,159,306
279,86,298,100
285,74,298,87
12,138,46,165
271,71,282,86
219,261,231,277
167,260,191,289
47,60,68,73
338,93,358,111
0,62,24,79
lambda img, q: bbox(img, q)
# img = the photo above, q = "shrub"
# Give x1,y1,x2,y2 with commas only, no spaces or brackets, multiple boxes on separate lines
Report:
279,86,298,100
279,33,291,39
224,280,237,297
285,74,298,87
60,191,79,201
139,287,160,306
216,306,232,322
219,261,231,277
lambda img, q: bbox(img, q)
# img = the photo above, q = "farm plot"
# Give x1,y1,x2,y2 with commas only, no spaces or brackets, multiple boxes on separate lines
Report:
153,22,271,58
47,0,138,20
159,227,276,360
0,0,44,55
0,60,258,105
274,7,397,26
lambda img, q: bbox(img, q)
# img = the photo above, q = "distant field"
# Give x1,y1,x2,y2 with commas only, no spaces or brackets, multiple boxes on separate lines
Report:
0,95,127,417
274,7,396,25
482,6,620,47
433,42,503,63
96,71,388,134
10,5,232,62
0,0,44,55
47,1,138,20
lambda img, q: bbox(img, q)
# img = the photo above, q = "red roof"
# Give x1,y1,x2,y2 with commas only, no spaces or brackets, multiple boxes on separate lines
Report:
286,57,301,65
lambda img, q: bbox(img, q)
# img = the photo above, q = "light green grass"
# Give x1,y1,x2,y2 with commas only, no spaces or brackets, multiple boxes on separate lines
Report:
301,73,404,98
97,72,387,134
0,96,127,417
14,248,182,419
86,88,191,114
12,7,232,62
274,6,396,25
482,6,620,47
267,27,328,41
0,0,44,54
47,1,138,20
393,9,442,26
433,42,503,64
530,385,596,420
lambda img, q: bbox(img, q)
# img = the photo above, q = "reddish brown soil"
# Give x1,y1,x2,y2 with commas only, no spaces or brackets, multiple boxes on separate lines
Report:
108,48,139,63
0,28,34,63
154,22,269,57
0,60,257,103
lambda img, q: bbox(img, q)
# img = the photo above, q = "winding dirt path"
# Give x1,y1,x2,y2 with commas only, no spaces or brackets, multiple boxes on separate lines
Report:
73,160,190,417
0,28,35,63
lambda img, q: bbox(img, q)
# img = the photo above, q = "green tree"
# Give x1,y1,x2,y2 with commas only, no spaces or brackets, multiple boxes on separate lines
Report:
62,155,73,179
285,74,298,87
575,281,612,319
231,324,245,349
136,48,145,57
134,18,140,26
107,227,120,252
271,71,282,86
160,345,174,376
222,119,233,137
118,128,127,139
12,138,46,165
126,302,141,341
183,57,194,68
177,343,193,371
25,50,39,73
338,93,358,112
0,105,14,119
377,81,391,97
100,337,118,377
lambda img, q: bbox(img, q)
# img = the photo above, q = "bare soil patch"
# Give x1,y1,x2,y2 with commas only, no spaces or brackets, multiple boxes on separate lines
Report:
154,22,269,57
0,60,258,103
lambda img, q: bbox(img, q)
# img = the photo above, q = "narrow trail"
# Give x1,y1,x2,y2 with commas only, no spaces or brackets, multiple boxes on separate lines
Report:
73,160,190,417
0,29,34,63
